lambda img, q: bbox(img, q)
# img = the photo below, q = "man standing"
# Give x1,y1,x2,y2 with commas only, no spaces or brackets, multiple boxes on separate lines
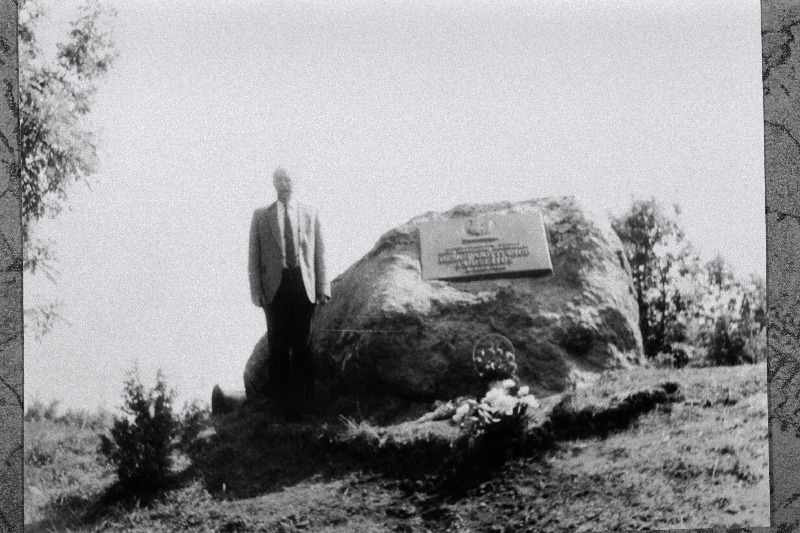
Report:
248,168,330,414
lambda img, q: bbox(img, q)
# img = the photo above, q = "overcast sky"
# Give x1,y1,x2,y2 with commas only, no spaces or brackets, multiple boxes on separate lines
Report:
24,0,765,411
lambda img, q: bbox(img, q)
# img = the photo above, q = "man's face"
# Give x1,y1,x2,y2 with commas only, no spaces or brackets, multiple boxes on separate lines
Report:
273,172,293,201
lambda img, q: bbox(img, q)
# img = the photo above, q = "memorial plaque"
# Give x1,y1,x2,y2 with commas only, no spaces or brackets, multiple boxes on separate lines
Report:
418,211,553,281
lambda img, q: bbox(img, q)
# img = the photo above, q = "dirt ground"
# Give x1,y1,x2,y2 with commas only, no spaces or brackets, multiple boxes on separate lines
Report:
25,363,769,532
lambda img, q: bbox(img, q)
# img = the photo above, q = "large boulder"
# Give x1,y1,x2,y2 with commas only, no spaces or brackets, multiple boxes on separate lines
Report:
244,334,269,398
312,197,645,401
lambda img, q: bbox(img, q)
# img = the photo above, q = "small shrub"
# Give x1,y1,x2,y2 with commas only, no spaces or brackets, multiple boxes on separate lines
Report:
743,328,766,363
98,368,178,494
653,351,674,369
653,345,690,369
25,399,60,422
707,317,747,366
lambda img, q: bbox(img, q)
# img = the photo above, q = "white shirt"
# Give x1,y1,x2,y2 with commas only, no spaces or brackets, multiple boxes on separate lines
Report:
276,198,300,268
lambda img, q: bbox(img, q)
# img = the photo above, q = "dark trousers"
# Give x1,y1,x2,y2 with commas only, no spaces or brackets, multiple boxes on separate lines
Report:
265,267,316,408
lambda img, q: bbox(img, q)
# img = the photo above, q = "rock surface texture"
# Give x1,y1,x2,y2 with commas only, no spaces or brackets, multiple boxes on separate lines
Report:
311,197,645,401
244,333,270,399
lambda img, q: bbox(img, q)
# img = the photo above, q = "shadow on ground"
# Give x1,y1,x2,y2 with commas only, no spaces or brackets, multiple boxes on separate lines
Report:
190,393,442,499
190,385,680,502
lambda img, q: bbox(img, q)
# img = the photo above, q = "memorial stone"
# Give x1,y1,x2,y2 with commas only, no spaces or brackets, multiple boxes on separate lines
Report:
310,197,645,403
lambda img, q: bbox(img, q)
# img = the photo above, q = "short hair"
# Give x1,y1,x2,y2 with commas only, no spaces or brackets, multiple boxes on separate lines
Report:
273,167,289,181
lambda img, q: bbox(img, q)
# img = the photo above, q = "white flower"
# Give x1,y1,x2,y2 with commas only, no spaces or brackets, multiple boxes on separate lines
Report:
452,403,472,423
517,386,529,397
497,397,517,414
520,395,540,410
480,387,516,415
501,379,516,390
483,388,503,403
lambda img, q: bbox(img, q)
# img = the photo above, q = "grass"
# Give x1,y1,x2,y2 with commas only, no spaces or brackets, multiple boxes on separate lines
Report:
24,416,115,530
447,365,769,532
24,362,769,532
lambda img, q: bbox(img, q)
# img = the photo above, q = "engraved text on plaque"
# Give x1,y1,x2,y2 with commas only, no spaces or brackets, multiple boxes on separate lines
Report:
418,211,553,281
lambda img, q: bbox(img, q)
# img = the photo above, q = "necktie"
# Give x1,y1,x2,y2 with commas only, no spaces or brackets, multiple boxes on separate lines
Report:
284,202,297,267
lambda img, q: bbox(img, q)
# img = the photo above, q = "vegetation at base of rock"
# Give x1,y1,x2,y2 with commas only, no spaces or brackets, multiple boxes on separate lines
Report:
549,386,676,440
327,378,543,487
24,363,767,531
327,383,677,498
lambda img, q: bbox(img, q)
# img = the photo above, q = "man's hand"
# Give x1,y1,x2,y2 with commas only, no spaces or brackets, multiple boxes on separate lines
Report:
252,294,263,307
316,294,330,306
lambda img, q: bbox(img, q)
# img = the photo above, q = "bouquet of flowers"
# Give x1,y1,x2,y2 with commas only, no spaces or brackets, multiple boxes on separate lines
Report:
451,379,540,433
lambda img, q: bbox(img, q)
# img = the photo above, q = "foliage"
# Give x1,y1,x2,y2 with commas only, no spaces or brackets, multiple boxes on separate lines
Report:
611,198,699,357
653,344,691,369
98,368,179,494
693,256,766,365
23,299,65,342
24,398,61,422
707,316,746,366
612,199,766,366
334,379,541,470
175,399,211,455
25,363,768,532
20,0,117,334
25,398,112,430
20,0,118,261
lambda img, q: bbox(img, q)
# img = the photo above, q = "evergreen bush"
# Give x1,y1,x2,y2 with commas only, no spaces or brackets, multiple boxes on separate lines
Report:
176,399,211,455
99,368,178,494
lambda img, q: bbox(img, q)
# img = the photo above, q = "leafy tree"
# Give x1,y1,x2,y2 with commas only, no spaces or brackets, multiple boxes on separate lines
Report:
611,198,699,357
704,253,734,290
613,199,767,366
19,0,117,333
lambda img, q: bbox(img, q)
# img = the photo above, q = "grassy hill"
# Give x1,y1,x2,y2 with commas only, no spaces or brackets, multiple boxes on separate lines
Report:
25,362,768,532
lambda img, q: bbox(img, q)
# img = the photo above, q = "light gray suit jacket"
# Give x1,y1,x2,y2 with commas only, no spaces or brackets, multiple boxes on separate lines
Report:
248,201,330,306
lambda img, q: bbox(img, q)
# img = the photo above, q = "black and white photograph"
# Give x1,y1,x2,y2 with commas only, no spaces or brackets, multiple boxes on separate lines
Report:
14,0,782,530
